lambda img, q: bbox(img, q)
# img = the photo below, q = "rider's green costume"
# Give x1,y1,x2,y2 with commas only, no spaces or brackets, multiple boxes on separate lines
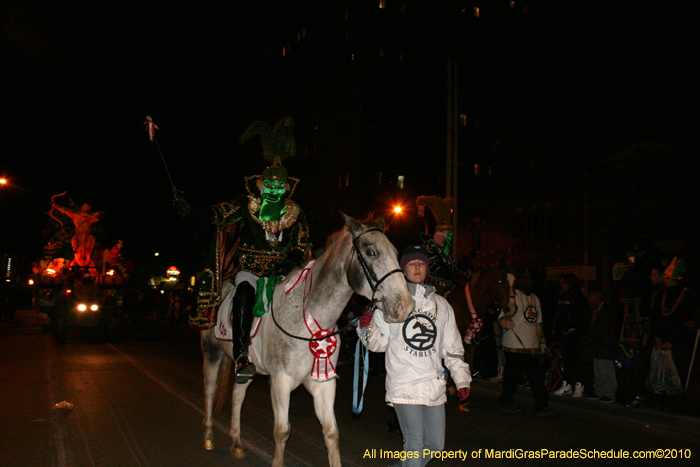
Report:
190,117,311,330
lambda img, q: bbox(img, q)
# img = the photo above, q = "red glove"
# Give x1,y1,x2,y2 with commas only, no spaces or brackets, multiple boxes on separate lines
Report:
359,311,373,328
458,387,470,402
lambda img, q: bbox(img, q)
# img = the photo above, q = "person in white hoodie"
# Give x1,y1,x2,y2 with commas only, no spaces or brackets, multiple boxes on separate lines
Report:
359,246,471,467
497,270,554,416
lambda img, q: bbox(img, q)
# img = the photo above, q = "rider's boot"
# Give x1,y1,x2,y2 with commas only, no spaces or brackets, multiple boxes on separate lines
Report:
230,281,256,383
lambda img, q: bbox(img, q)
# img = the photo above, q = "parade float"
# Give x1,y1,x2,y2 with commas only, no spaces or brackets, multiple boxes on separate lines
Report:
33,192,131,343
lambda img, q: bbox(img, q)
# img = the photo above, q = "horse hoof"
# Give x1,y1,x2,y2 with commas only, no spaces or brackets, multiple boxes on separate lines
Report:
204,439,215,451
232,446,246,459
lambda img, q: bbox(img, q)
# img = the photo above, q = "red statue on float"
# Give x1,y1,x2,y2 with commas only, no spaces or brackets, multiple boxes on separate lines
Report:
50,192,101,268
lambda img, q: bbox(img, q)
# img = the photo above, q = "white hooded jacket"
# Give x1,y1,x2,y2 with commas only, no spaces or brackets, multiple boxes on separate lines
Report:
359,283,471,406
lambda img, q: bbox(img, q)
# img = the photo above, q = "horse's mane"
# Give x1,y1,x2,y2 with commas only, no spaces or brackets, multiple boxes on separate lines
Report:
355,213,381,225
323,228,348,250
316,214,383,258
323,214,382,249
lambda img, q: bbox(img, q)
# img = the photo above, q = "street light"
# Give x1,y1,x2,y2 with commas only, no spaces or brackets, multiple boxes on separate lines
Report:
0,178,7,185
393,205,403,214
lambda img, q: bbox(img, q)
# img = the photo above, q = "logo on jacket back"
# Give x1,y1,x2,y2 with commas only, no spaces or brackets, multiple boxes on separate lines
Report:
524,305,538,324
402,314,436,355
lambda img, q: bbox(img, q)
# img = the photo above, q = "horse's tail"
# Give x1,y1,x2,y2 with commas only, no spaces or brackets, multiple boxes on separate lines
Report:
213,356,232,418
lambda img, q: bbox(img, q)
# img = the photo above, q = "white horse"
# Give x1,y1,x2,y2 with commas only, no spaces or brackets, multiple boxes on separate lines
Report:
199,213,414,466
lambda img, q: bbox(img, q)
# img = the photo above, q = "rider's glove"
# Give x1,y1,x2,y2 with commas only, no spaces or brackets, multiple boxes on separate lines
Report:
273,260,297,277
359,311,373,329
458,387,471,402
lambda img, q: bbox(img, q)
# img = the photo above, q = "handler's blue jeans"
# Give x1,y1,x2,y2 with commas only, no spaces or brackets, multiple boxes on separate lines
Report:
392,403,445,467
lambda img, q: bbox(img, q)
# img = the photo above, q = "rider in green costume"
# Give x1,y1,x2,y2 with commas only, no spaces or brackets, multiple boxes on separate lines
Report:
188,117,311,381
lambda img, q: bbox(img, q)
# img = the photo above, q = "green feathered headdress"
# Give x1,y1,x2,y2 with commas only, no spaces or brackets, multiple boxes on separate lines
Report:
239,116,296,183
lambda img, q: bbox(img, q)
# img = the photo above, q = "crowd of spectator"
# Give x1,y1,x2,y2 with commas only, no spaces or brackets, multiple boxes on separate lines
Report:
487,251,696,413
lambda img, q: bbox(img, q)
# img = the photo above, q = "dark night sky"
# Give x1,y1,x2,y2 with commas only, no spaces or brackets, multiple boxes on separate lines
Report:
1,1,697,277
1,1,271,275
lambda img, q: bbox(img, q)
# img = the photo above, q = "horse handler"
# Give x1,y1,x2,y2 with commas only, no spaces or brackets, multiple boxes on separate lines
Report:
497,270,554,416
182,117,311,382
359,246,471,467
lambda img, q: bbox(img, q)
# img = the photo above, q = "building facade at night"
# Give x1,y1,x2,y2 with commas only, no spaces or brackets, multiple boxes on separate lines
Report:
243,0,695,293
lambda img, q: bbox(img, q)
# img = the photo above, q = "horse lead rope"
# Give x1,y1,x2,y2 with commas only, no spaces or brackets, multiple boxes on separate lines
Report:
353,325,370,414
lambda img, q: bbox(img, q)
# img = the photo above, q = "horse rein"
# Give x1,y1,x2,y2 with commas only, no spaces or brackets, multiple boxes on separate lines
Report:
350,227,404,307
269,227,403,342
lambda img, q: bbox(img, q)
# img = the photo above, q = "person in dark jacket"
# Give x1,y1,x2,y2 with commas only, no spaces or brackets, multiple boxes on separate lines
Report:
627,257,695,409
583,291,620,402
553,274,590,397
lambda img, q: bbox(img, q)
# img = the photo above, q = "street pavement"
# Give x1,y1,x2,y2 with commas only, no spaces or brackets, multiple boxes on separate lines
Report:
1,309,698,466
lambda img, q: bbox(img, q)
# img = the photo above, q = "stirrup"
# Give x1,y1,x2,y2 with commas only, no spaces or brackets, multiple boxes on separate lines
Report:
235,355,256,384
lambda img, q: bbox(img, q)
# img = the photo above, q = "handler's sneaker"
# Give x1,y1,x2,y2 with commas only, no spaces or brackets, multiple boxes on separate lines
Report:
553,382,572,396
572,382,585,398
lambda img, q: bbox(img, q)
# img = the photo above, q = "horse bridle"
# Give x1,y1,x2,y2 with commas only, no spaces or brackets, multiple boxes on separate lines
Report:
350,227,404,307
269,227,403,342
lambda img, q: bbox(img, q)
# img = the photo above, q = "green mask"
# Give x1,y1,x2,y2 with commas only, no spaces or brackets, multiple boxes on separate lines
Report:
442,232,453,257
259,179,287,221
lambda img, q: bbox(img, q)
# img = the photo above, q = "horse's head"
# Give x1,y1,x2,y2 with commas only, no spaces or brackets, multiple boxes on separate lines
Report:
341,212,414,323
